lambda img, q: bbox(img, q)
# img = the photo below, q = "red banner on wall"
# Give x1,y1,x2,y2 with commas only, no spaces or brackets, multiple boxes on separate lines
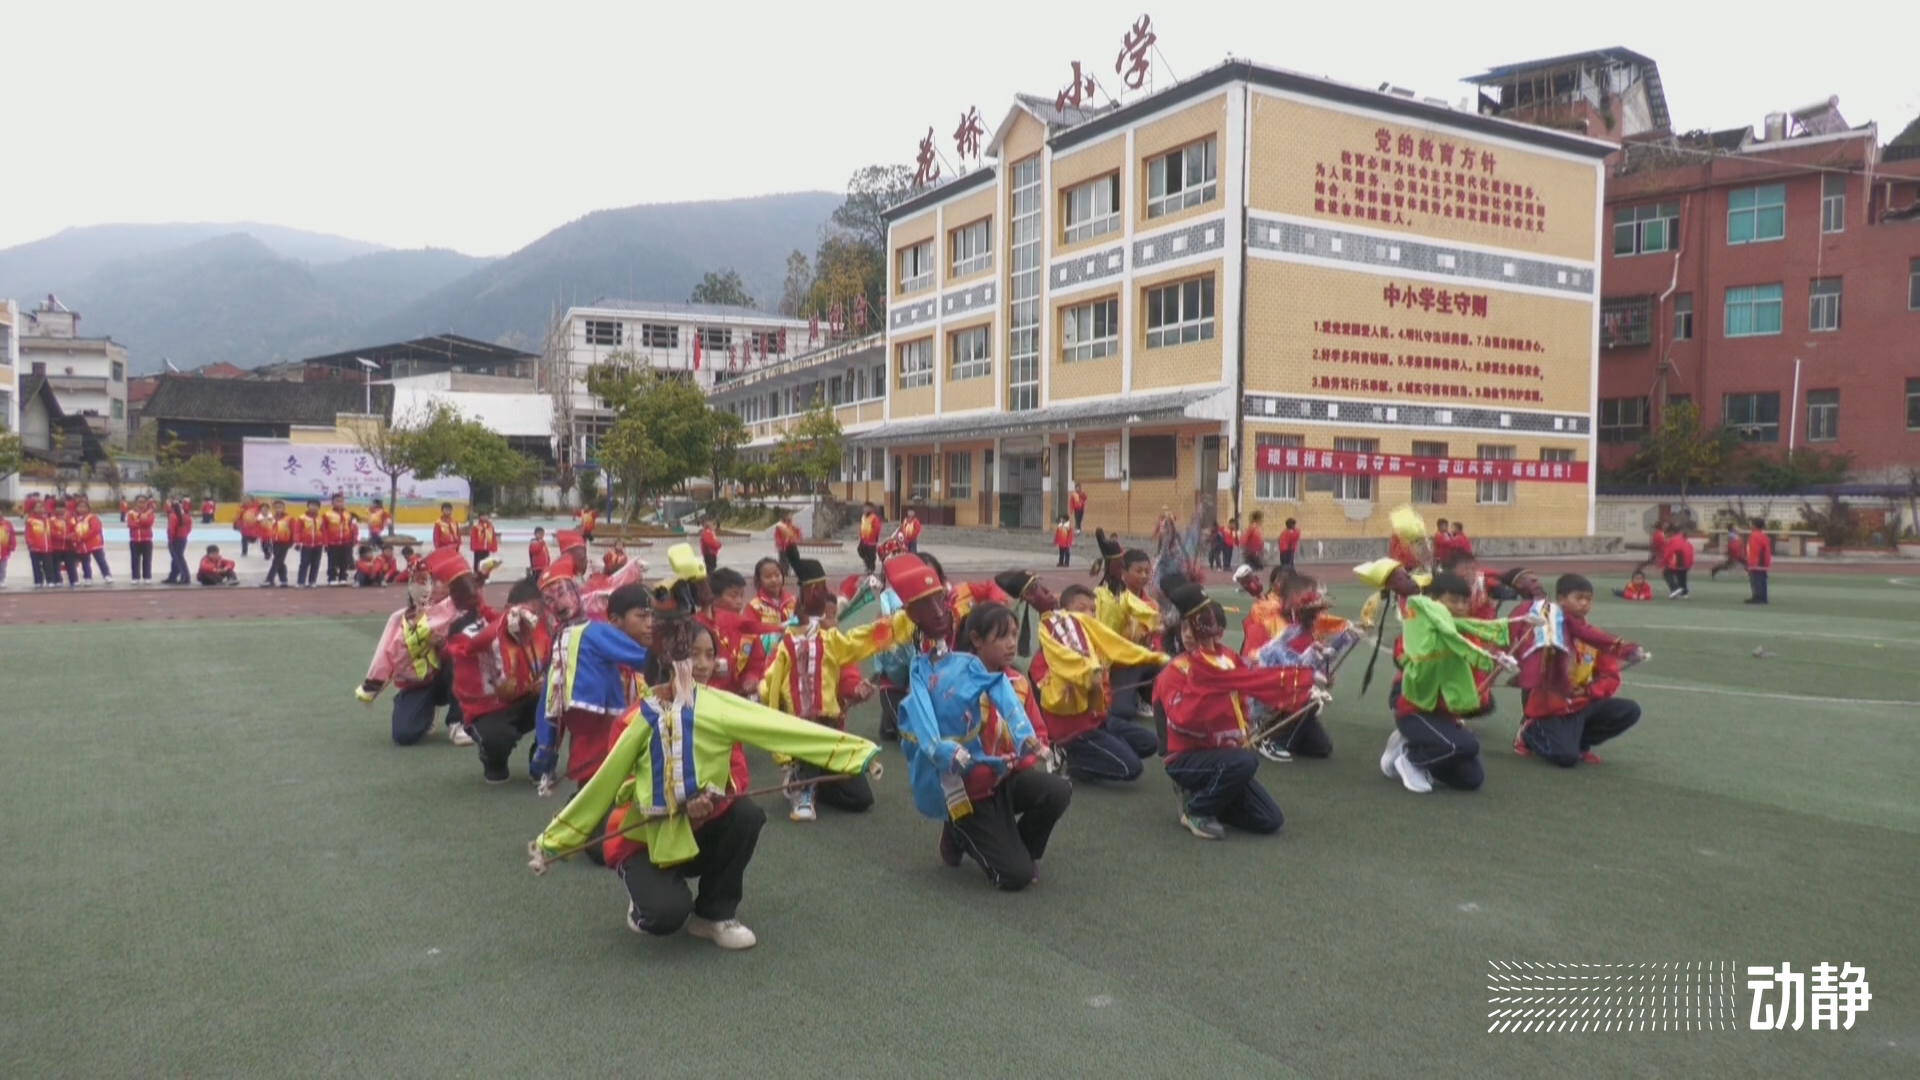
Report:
1254,446,1588,483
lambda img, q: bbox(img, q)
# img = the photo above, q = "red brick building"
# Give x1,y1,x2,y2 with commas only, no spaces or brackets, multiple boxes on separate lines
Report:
1471,50,1920,479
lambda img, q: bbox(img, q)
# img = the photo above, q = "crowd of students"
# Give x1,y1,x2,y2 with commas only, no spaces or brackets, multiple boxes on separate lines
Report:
337,501,1661,955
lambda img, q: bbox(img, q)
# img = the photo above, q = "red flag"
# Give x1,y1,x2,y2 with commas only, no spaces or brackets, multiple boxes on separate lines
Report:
693,331,702,370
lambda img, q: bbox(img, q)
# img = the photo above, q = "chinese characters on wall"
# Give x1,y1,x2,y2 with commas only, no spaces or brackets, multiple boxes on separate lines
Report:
1254,445,1588,483
1307,303,1548,403
1311,127,1547,239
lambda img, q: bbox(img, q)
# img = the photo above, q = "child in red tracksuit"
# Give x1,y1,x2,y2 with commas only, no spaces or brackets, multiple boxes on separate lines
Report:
1515,574,1646,766
1054,517,1073,567
1614,571,1654,601
445,577,552,784
197,546,238,585
355,545,386,586
528,528,551,580
1664,533,1695,598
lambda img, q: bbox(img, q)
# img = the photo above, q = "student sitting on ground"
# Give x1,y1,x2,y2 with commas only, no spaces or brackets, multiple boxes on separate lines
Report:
355,544,385,586
197,545,239,586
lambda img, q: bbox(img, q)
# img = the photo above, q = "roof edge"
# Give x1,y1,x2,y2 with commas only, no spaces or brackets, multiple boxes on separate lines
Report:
882,166,1000,224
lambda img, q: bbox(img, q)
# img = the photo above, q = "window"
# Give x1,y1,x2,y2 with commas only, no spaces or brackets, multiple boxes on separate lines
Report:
1806,390,1839,442
1061,298,1119,362
698,326,732,352
908,454,934,501
584,319,623,346
1540,448,1576,463
898,241,933,293
1723,392,1781,442
1255,433,1302,501
828,375,846,405
1129,434,1178,480
641,323,678,349
1908,380,1920,430
869,448,886,481
1727,184,1786,244
1821,173,1846,234
949,326,990,381
1613,201,1678,256
896,339,933,389
870,363,886,399
1476,445,1515,505
1599,398,1650,444
1600,296,1653,348
111,398,125,419
1007,155,1042,412
1332,437,1377,501
1410,441,1449,505
950,219,991,277
1146,138,1217,218
751,330,785,356
947,452,973,499
1912,259,1920,311
1725,284,1783,337
1673,293,1694,341
1063,174,1121,243
1809,278,1842,332
110,361,125,382
1144,276,1215,349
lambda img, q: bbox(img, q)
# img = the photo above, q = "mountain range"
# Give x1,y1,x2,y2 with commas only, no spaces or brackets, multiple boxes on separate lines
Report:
0,191,840,374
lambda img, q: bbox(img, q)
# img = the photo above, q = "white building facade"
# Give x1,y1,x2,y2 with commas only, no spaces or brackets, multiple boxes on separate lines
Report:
1,298,18,503
20,297,129,446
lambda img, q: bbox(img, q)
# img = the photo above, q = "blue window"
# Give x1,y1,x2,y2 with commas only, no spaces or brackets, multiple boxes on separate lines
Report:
1725,284,1783,337
1728,184,1786,244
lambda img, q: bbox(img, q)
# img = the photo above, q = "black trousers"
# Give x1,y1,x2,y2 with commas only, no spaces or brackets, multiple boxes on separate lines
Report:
1108,662,1161,721
30,551,46,586
327,544,352,582
878,687,903,740
297,547,323,586
857,543,876,574
1748,569,1769,603
1251,701,1333,758
619,799,765,932
166,538,191,583
267,542,291,585
703,553,718,575
1056,547,1070,567
471,699,538,780
1395,712,1485,791
1072,509,1084,531
1164,748,1284,832
1243,549,1266,572
472,550,492,576
1062,716,1159,782
792,762,875,813
80,548,110,580
240,534,252,557
128,540,153,581
390,664,457,745
943,769,1073,891
198,570,238,585
1521,698,1641,767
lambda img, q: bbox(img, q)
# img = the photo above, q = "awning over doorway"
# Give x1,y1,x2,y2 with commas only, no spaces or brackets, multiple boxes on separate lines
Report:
845,387,1226,446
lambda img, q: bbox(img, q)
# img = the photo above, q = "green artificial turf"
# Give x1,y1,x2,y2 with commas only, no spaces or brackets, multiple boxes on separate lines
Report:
2,571,1916,1078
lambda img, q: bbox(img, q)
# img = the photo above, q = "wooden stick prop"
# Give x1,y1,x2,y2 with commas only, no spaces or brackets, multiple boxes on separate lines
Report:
1245,698,1323,747
526,759,885,875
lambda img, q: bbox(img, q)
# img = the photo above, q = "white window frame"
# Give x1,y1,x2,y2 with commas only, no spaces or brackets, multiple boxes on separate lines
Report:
1062,175,1121,243
583,319,623,347
698,326,732,351
1727,184,1786,245
1410,440,1449,505
908,454,934,502
950,220,991,278
1613,201,1679,256
1540,448,1576,464
1144,276,1215,349
949,326,991,381
1673,293,1694,341
1725,284,1784,338
896,339,933,389
1146,139,1218,219
1254,433,1302,502
1475,445,1515,506
1820,173,1846,234
1809,278,1841,333
946,451,973,500
898,241,933,293
641,323,678,349
1333,437,1376,503
1806,389,1839,443
1061,298,1119,362
1723,392,1782,443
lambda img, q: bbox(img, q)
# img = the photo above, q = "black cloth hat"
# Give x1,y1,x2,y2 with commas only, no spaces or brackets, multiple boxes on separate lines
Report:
793,557,827,586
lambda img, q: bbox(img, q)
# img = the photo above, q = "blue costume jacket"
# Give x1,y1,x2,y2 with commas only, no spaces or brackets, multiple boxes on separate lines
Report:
531,620,651,778
896,648,1035,821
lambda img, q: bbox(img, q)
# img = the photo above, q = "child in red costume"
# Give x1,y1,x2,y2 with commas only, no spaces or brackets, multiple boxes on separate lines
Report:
1514,574,1648,765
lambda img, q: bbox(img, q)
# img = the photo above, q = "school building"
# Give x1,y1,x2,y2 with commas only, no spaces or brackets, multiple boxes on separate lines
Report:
858,60,1614,538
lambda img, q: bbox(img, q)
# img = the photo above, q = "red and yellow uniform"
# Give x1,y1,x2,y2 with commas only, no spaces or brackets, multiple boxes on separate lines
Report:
700,523,722,561
268,513,294,547
470,519,498,556
1027,609,1166,744
1621,581,1653,601
1068,488,1087,518
294,512,324,549
772,518,801,558
367,505,391,538
320,505,351,547
965,669,1047,801
761,613,910,729
1158,646,1315,758
128,504,155,543
432,515,461,552
47,509,72,557
697,608,780,698
574,506,598,538
528,539,550,575
898,515,922,546
197,554,236,581
749,589,794,627
73,510,105,554
858,512,882,547
24,510,51,558
0,517,15,564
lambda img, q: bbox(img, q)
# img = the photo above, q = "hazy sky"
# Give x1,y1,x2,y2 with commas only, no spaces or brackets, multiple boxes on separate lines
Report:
5,1,1913,256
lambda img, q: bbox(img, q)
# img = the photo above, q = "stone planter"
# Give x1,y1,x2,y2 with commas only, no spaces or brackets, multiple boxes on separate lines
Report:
1805,540,1823,557
1898,543,1920,559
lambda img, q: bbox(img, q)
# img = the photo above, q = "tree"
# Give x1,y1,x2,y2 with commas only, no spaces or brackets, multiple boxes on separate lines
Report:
352,409,424,513
831,165,916,253
1623,400,1739,502
175,453,242,500
453,422,536,512
689,269,755,309
584,354,719,503
775,401,843,505
1891,113,1920,148
709,408,748,497
778,249,813,317
802,233,886,332
0,430,21,495
595,414,668,522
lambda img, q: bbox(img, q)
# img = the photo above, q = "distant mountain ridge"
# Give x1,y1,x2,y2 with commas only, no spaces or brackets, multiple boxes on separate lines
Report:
0,191,839,373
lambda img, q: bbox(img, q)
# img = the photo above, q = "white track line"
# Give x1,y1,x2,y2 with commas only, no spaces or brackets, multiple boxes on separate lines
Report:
1624,679,1918,708
1606,624,1920,646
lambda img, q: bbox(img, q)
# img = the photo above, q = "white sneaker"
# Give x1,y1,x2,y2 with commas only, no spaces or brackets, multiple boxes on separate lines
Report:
1667,588,1681,599
1256,739,1293,763
686,915,757,950
449,724,474,747
788,787,816,822
1393,751,1434,794
1379,729,1407,778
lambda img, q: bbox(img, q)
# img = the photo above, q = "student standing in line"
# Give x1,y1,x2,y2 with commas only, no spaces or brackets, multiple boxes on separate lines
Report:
321,492,352,586
200,497,215,525
261,500,293,587
700,517,724,576
24,497,51,588
295,498,326,588
1068,482,1088,534
899,507,922,554
433,503,462,552
469,512,499,577
1240,511,1266,571
1053,516,1074,567
0,510,14,589
126,494,155,584
366,498,391,544
73,497,111,585
1744,519,1772,605
528,526,551,580
164,497,193,585
1275,516,1301,573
